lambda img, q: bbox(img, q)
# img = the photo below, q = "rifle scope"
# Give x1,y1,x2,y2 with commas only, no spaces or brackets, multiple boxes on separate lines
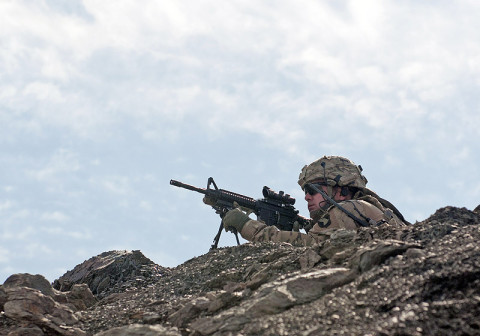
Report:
262,186,296,205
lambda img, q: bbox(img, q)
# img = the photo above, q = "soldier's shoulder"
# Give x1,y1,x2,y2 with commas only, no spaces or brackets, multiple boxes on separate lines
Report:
333,199,383,213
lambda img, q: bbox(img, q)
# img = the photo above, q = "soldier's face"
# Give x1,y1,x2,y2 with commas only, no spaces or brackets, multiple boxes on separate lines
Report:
304,185,329,213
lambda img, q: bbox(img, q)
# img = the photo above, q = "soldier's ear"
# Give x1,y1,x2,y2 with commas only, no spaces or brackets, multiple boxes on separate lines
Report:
340,187,349,196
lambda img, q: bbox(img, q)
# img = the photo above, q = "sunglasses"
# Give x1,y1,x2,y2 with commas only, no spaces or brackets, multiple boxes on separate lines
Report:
304,183,326,196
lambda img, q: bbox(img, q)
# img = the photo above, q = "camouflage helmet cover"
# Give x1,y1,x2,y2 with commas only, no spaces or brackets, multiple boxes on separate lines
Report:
298,155,368,189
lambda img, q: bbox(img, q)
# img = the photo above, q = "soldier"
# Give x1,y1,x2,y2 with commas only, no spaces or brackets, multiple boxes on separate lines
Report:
222,155,408,246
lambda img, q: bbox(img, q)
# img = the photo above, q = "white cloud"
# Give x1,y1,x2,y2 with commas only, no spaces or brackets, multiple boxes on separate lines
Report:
24,242,55,258
1,0,478,153
23,81,64,102
0,85,17,101
0,200,14,212
2,0,480,284
40,226,91,240
139,201,152,211
28,149,80,182
13,225,37,240
41,211,69,222
8,209,31,221
98,176,131,195
0,247,10,264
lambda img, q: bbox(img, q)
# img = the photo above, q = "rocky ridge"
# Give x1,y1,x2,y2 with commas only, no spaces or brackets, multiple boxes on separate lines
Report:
1,206,480,335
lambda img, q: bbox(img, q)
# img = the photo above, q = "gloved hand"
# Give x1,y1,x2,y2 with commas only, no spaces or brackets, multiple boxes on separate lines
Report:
203,196,216,206
222,208,250,233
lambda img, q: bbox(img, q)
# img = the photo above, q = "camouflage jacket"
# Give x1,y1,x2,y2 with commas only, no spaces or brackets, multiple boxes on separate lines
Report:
239,196,406,247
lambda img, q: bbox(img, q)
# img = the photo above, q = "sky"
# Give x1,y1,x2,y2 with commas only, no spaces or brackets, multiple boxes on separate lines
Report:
1,0,480,283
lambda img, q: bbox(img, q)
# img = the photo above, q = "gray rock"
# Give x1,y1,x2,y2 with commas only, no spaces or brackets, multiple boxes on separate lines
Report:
473,204,480,214
6,324,45,336
0,285,6,312
3,273,55,297
2,273,96,313
65,284,97,311
93,323,181,336
246,267,353,315
168,296,211,327
53,250,169,298
349,239,422,273
299,248,322,270
3,286,85,336
3,205,480,336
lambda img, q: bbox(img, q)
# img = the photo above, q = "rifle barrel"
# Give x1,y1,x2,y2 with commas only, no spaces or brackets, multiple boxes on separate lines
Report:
170,179,206,194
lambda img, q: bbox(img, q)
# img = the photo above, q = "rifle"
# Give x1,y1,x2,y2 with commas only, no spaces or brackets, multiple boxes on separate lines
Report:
170,177,312,250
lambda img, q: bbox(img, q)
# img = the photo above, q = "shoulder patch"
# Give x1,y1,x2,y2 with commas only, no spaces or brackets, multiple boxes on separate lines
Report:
316,217,331,228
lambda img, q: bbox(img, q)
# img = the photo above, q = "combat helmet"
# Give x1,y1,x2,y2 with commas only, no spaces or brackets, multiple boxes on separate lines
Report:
298,155,367,190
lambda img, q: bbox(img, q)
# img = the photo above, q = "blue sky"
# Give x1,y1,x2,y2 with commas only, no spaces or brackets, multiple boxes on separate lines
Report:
1,0,480,283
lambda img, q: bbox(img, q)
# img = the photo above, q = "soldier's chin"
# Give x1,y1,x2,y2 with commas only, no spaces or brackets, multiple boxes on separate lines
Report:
309,208,327,221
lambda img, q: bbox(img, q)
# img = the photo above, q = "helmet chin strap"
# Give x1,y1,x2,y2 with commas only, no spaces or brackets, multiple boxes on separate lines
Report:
318,190,333,210
311,185,334,220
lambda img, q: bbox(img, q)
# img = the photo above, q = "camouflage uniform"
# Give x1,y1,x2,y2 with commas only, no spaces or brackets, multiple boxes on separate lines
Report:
237,156,408,247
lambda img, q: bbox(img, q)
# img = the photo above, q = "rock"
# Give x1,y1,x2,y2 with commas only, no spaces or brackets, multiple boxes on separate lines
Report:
6,324,45,336
349,239,422,273
0,285,7,311
53,250,169,298
1,274,94,335
3,206,480,335
93,323,181,336
3,286,85,336
187,267,355,335
299,248,322,270
247,267,354,314
473,204,480,214
207,290,242,313
168,296,211,328
65,284,97,311
4,273,55,297
2,273,96,313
